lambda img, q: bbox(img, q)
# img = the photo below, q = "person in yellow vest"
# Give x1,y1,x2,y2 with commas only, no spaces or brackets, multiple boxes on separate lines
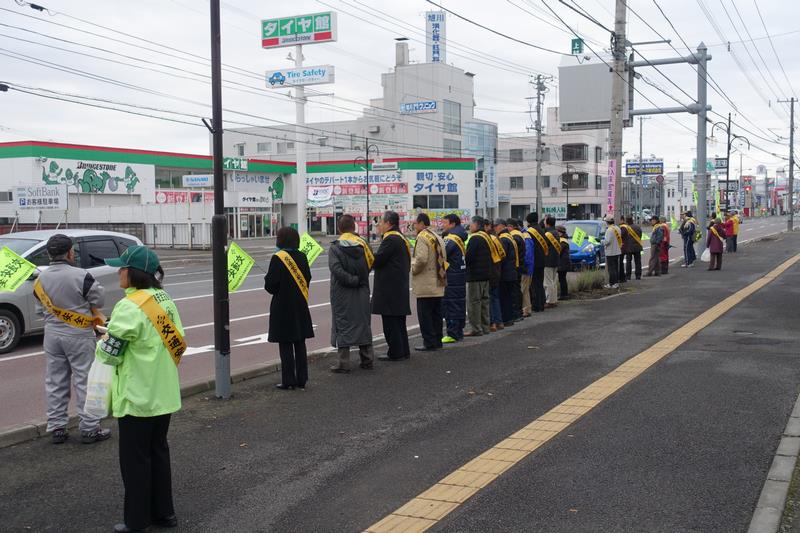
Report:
495,219,519,326
507,219,527,321
411,213,447,351
620,216,643,280
265,227,314,389
464,216,494,337
485,219,505,330
556,225,572,300
732,210,741,252
706,217,727,270
512,219,534,317
542,215,561,308
441,214,468,343
525,212,548,312
97,245,185,533
35,234,109,445
602,215,623,288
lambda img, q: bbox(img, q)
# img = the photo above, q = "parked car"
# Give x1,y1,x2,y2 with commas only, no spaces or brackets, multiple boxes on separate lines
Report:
563,220,606,270
0,229,142,353
268,71,286,86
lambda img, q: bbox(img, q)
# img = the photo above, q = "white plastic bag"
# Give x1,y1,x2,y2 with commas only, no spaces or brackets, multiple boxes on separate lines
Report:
84,358,113,418
700,248,711,262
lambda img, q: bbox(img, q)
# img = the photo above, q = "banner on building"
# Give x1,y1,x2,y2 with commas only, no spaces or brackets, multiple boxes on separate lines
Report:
154,190,214,204
40,159,154,198
16,185,67,210
541,203,567,220
425,11,446,63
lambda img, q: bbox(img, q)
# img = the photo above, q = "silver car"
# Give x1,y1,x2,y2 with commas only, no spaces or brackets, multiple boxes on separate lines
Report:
0,229,142,353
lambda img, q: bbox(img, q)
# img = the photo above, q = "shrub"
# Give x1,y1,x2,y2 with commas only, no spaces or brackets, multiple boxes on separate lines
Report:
569,268,606,294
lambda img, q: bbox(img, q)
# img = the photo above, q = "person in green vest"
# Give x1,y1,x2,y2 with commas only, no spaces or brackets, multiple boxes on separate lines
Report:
95,246,185,533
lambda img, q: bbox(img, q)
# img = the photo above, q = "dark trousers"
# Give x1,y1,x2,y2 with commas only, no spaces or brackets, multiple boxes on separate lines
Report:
490,286,502,325
513,277,523,319
726,237,735,253
278,341,308,387
709,252,723,270
500,280,516,324
732,234,738,252
683,239,696,265
417,297,443,349
530,267,546,312
607,255,620,285
446,318,465,340
660,260,669,274
118,414,174,531
625,252,642,279
618,253,627,282
558,271,569,299
381,315,409,359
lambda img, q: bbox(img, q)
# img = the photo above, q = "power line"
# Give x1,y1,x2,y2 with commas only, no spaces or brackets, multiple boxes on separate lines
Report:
751,0,797,99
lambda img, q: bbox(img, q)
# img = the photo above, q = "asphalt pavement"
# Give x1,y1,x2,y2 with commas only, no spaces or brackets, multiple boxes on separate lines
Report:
1,223,798,532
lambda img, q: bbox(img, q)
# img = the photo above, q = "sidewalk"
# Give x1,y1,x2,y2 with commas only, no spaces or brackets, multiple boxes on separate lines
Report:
1,231,798,532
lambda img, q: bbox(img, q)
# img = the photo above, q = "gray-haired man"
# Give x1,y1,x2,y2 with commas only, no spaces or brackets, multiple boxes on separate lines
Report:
35,234,110,444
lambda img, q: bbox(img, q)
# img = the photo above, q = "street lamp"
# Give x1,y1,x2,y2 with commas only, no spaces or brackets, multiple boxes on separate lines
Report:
354,140,380,242
711,113,750,212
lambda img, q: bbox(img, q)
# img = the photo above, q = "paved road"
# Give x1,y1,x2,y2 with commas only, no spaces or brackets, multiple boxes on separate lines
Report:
1,224,798,532
0,216,791,431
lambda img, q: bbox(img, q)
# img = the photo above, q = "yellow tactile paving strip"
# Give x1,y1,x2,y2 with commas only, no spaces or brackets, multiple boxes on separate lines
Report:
365,253,800,533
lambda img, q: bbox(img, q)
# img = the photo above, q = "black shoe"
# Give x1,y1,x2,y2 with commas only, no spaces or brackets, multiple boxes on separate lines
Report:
378,355,408,361
414,345,438,352
82,427,111,444
359,363,374,370
275,384,294,390
152,515,178,528
330,367,350,374
114,523,149,533
503,322,514,327
52,428,68,445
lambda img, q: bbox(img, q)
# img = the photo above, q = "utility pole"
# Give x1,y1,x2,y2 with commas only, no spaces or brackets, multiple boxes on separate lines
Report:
207,0,231,399
695,42,709,247
534,74,546,217
354,141,380,242
608,0,627,218
778,97,795,231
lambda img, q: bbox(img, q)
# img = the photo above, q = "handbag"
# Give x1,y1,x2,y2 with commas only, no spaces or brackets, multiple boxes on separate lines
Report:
700,248,711,263
84,357,113,418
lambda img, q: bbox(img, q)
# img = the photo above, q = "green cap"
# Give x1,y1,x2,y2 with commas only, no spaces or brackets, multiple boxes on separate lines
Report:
105,245,160,274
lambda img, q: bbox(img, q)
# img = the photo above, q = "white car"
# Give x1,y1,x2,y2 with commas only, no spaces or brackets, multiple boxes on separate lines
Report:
0,229,142,353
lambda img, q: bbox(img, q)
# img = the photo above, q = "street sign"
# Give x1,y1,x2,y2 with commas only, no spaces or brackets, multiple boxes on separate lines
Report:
542,203,567,220
425,11,446,63
655,174,664,185
16,185,67,210
182,174,213,187
625,158,664,176
714,157,728,170
571,38,584,55
261,12,337,49
692,158,715,172
265,65,335,88
722,181,739,192
399,100,437,114
223,157,248,171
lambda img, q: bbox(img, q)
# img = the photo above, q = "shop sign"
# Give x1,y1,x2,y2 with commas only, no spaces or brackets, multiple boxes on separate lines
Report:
266,65,334,88
413,171,458,194
40,159,152,196
542,203,567,219
16,185,67,210
425,11,446,63
223,157,248,171
399,100,437,114
238,191,272,209
182,174,213,187
154,190,214,204
261,12,337,49
625,158,664,176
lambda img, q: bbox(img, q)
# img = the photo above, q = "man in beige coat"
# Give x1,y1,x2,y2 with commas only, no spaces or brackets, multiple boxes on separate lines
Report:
411,213,447,352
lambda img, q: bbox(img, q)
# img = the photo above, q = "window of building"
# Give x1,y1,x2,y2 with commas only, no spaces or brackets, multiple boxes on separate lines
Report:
443,100,461,135
596,175,602,189
277,142,287,154
256,142,271,153
542,146,551,161
443,139,461,157
318,137,327,147
595,146,603,162
563,172,589,189
510,176,524,189
82,239,121,268
541,176,550,188
413,195,428,209
509,149,523,162
0,191,11,202
286,142,295,150
234,143,245,157
413,195,458,209
561,143,588,162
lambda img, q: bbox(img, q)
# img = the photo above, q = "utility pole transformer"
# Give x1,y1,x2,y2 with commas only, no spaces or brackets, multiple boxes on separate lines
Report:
608,0,627,219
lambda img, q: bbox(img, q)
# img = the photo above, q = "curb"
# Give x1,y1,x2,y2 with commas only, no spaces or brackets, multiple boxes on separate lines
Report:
747,390,800,533
0,327,420,449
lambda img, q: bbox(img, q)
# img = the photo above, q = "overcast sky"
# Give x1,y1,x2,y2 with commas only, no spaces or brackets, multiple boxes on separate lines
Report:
0,0,797,176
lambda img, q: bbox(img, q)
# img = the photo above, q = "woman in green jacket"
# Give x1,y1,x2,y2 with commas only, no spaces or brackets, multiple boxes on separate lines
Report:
96,246,185,533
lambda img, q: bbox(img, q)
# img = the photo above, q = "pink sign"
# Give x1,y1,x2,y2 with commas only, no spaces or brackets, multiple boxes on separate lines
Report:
606,160,617,216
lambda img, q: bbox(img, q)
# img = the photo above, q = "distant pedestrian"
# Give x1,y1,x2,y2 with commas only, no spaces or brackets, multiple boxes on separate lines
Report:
97,245,184,533
723,212,735,254
732,211,741,251
525,212,548,313
620,216,643,280
372,211,412,361
265,226,314,389
441,214,468,343
646,215,663,277
617,217,629,283
495,219,519,326
659,216,671,274
542,216,561,307
556,225,571,299
35,234,109,445
707,217,727,271
411,213,447,352
679,211,698,267
602,215,622,288
328,215,374,373
485,220,505,330
464,217,494,336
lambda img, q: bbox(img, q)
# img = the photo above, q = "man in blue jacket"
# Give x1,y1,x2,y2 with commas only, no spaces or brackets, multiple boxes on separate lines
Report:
441,214,468,343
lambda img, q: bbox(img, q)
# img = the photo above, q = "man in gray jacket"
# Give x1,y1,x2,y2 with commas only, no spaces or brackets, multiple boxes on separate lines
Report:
35,234,109,444
602,216,622,289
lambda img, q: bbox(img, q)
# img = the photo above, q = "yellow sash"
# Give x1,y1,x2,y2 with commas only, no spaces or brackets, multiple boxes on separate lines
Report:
473,232,503,263
526,228,549,255
339,232,374,269
276,250,309,302
710,226,724,244
383,230,411,258
444,234,465,257
518,230,531,240
620,224,642,248
559,237,570,247
544,231,562,254
499,233,520,267
33,280,94,329
732,217,739,235
418,229,448,280
126,290,186,366
489,234,506,260
610,226,623,248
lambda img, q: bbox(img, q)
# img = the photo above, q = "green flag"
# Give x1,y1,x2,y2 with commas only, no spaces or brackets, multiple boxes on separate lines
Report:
642,232,650,241
693,184,699,206
408,238,416,248
299,232,324,265
715,189,721,216
670,215,679,231
571,227,587,246
0,246,36,292
227,241,255,292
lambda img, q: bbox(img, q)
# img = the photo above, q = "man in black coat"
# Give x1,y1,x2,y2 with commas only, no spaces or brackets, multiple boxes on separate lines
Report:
464,216,492,336
371,211,411,361
441,214,468,343
495,220,518,327
620,215,643,280
525,212,548,313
